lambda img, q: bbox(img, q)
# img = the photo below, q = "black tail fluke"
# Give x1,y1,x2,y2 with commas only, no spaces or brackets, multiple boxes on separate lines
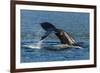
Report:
40,22,56,31
40,22,80,47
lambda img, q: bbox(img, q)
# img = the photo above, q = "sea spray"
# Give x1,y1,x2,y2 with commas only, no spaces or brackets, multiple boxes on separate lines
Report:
35,40,43,49
23,28,44,49
23,40,43,49
29,28,44,49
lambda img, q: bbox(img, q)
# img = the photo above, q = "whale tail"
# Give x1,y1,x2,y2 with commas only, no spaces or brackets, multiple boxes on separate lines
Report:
40,22,56,31
40,22,80,46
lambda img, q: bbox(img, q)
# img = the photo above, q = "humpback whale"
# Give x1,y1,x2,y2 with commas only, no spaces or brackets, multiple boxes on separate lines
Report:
22,22,82,50
41,22,78,44
39,22,82,49
40,22,81,48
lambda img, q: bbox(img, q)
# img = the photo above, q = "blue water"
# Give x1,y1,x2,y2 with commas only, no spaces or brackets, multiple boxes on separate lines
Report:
21,9,90,63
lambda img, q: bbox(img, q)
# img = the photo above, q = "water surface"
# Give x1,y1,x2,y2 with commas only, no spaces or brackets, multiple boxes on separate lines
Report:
21,10,90,63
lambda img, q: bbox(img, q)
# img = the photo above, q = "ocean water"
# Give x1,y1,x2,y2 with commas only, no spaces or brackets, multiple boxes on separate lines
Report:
21,9,90,63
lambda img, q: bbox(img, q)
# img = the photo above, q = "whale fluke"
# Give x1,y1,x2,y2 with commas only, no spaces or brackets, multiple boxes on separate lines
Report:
39,22,82,49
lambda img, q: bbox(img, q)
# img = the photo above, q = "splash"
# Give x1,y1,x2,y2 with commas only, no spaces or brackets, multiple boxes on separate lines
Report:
23,28,45,49
35,40,43,49
34,28,44,49
23,40,43,49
